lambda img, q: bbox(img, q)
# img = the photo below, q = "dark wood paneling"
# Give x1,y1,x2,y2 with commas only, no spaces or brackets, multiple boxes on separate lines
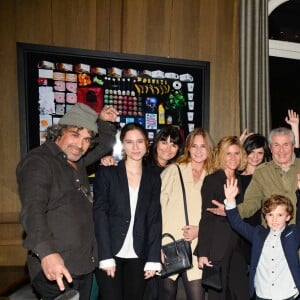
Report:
122,0,173,56
51,0,97,49
0,0,240,266
0,266,28,295
107,0,123,52
211,0,239,141
169,0,202,60
0,0,21,216
95,0,114,51
16,0,52,44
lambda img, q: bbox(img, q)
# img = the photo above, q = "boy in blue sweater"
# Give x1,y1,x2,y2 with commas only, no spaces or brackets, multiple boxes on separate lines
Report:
224,176,300,300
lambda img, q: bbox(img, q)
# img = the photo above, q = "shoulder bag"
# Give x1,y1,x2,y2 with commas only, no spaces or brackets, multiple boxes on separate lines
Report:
160,164,193,277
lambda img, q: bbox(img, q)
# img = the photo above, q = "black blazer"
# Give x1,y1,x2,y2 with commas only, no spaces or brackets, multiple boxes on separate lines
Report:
93,160,162,263
195,170,244,261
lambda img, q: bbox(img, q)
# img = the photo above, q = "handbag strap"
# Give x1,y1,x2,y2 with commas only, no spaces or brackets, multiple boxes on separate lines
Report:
176,164,189,225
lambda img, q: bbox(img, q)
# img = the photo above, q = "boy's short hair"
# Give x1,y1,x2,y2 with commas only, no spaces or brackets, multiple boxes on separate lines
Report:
262,194,294,218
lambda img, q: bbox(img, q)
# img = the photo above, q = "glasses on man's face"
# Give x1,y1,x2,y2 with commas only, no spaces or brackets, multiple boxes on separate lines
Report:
77,184,93,203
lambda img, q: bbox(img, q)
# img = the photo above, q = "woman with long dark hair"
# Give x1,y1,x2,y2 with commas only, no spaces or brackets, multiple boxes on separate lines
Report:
144,125,184,172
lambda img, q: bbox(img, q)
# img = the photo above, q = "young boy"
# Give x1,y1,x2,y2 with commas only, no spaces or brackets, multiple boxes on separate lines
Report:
224,177,300,300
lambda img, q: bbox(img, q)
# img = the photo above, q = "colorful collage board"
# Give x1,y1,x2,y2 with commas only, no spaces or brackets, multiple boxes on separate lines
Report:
17,44,209,155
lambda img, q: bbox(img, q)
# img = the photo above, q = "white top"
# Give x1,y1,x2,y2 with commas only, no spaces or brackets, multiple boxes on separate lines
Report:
255,228,298,299
116,185,139,258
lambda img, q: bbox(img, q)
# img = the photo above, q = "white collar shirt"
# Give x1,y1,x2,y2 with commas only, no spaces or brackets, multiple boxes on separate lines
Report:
254,227,298,299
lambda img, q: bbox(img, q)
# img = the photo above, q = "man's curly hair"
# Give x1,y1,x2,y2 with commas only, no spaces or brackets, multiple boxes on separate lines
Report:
45,124,96,148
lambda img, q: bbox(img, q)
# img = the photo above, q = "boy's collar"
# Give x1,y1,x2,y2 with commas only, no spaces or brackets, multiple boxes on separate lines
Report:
269,225,286,234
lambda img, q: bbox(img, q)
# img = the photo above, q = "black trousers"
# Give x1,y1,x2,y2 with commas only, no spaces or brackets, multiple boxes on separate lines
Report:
143,277,159,300
32,270,93,300
95,257,146,300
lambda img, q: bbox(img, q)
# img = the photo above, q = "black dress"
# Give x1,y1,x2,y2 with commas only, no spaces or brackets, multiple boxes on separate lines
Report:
196,170,249,300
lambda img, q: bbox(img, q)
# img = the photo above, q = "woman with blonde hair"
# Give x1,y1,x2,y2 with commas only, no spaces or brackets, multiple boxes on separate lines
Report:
158,128,214,300
195,136,249,300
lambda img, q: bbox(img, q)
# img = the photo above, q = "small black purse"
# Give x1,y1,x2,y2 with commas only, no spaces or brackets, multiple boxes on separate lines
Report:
202,264,222,290
160,165,193,278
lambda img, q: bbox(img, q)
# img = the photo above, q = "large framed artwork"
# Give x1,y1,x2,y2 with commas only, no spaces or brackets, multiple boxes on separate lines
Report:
17,43,210,158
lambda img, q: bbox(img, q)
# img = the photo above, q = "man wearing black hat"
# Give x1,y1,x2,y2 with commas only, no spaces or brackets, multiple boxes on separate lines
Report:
17,103,118,300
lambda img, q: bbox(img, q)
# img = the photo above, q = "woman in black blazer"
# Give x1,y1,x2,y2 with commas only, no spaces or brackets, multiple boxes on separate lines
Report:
93,123,162,300
196,136,249,300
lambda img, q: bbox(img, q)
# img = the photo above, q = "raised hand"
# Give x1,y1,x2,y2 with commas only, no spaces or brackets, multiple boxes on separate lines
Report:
239,128,254,144
224,178,238,203
99,105,119,122
285,109,299,148
285,109,299,127
101,155,117,166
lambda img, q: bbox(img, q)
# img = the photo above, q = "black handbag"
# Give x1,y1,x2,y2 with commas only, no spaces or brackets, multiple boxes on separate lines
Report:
160,165,193,278
202,264,222,290
160,233,192,277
